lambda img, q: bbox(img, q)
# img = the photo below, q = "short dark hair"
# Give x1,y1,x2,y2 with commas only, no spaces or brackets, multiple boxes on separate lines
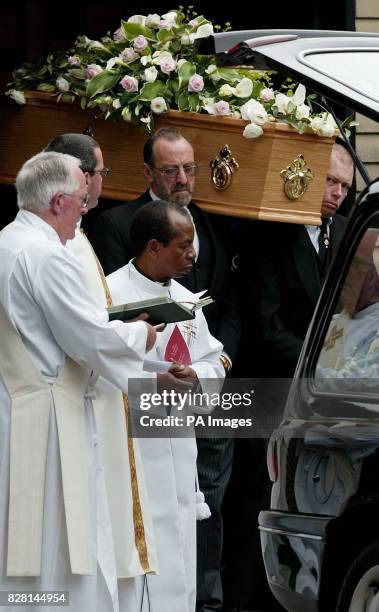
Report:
130,200,190,256
45,133,100,172
143,127,192,166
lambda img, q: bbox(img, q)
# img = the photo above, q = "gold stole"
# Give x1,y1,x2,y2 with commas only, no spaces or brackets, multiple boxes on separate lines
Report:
87,237,151,573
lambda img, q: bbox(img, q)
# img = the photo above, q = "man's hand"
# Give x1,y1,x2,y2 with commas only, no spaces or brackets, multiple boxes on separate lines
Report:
168,362,198,385
157,371,194,393
128,312,160,351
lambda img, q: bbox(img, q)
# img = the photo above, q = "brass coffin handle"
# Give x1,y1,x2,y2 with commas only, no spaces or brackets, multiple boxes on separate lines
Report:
210,145,239,191
280,154,314,200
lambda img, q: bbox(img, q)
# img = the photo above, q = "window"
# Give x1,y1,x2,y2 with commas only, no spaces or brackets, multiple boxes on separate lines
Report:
315,220,379,394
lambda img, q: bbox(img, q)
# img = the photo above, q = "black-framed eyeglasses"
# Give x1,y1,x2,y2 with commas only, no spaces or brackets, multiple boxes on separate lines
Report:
91,167,110,178
148,163,197,178
63,192,90,207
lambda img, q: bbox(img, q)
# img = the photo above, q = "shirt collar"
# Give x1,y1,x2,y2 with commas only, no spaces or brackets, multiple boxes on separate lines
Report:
130,259,172,294
16,209,61,243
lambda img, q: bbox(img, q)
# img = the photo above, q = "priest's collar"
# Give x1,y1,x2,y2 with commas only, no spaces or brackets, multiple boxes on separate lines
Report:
131,259,172,287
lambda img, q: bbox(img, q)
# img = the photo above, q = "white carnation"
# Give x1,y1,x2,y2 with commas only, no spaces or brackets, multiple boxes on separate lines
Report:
243,122,264,139
151,96,168,114
144,66,158,83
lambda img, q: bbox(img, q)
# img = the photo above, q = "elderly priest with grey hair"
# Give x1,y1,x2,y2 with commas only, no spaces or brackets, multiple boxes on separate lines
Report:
0,151,158,612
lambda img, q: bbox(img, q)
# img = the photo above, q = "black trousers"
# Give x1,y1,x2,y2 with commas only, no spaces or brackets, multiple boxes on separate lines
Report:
196,437,235,612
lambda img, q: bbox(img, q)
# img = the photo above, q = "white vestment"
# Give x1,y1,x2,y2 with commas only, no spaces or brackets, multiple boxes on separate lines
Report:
107,261,225,612
0,211,154,612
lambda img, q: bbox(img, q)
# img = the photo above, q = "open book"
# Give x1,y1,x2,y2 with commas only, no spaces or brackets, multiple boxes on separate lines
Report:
107,296,214,324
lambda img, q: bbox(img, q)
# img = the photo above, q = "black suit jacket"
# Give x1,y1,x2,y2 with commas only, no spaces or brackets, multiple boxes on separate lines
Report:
90,191,240,361
241,216,347,377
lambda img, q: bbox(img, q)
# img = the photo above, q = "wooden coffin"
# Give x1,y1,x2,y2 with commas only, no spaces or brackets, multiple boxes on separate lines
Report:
0,92,334,224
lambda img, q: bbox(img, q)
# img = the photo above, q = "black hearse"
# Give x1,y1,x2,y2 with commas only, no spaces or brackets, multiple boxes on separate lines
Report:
206,30,379,611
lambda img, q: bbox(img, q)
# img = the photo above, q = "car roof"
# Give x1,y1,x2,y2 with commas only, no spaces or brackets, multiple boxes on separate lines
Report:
202,30,379,122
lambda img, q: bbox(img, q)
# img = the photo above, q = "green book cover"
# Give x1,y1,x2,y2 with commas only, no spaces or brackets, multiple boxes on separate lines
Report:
107,296,214,325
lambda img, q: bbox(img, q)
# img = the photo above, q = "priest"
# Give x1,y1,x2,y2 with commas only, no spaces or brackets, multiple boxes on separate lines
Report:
107,200,225,612
0,151,157,612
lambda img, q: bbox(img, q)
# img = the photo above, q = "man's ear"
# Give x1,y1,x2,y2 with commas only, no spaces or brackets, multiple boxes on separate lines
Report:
146,238,161,258
50,193,63,216
142,163,154,184
83,171,92,188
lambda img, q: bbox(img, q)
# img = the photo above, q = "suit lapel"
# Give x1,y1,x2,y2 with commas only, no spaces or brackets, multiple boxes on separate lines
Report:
290,225,321,305
188,202,219,295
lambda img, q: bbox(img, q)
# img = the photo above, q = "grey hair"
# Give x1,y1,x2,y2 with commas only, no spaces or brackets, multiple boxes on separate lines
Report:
16,151,82,212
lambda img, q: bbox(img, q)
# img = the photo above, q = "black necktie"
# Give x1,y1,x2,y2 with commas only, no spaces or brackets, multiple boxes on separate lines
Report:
318,218,330,278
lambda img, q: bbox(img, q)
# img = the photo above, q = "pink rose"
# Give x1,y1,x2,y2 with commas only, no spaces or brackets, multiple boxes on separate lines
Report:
214,100,231,115
259,87,275,102
133,35,148,52
188,74,204,93
113,27,126,42
160,56,176,74
85,64,102,80
120,75,139,92
68,55,80,66
120,47,139,64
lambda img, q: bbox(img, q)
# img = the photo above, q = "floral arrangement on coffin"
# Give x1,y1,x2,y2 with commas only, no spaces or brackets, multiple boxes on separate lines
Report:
6,7,343,139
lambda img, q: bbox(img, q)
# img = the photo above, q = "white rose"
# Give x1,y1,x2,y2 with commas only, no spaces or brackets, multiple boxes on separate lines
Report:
311,113,337,137
240,99,268,125
205,64,217,75
295,103,311,120
9,89,25,105
56,77,69,92
274,94,295,115
219,84,235,97
161,11,178,26
243,122,263,139
310,116,325,133
319,123,336,138
112,99,121,109
234,77,253,98
153,50,171,63
146,13,161,26
127,15,146,26
151,96,168,114
141,55,152,66
194,23,214,39
144,66,158,83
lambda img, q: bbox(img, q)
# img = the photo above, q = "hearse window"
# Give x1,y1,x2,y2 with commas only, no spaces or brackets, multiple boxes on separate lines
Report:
315,225,379,391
